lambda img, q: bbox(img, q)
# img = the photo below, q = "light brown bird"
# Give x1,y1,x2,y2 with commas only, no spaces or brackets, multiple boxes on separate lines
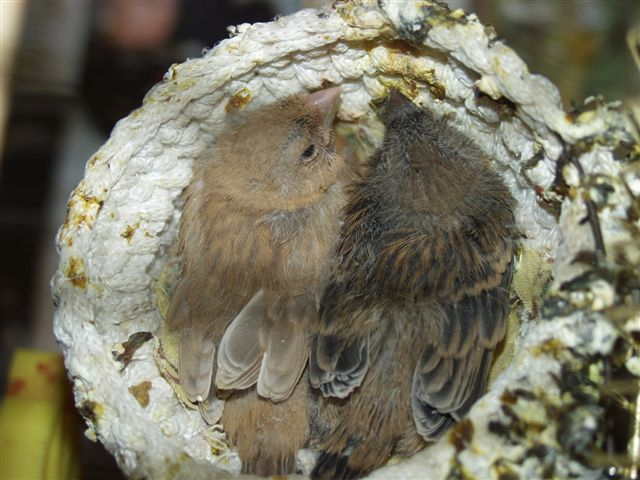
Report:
166,87,347,475
309,90,517,479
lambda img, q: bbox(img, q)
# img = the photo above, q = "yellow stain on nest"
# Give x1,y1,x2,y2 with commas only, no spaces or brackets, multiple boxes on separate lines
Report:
424,2,471,29
74,191,103,214
152,332,197,411
512,247,553,319
175,78,196,91
67,257,87,289
531,338,566,358
129,381,152,407
210,442,225,456
78,400,105,425
153,251,182,318
492,461,519,479
225,87,253,113
489,247,553,384
427,80,446,101
488,308,520,385
449,8,466,20
59,187,105,244
448,418,474,452
500,390,519,405
374,39,422,56
165,453,192,478
336,3,384,31
372,46,447,101
121,222,140,243
87,153,102,168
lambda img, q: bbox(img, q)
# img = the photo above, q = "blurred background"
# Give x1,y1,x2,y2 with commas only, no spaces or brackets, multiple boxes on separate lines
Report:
0,0,639,477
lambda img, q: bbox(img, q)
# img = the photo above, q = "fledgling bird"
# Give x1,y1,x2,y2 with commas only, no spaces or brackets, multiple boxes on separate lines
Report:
309,90,517,479
166,87,347,475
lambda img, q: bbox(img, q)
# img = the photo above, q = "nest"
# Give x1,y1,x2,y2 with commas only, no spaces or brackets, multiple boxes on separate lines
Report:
52,1,640,478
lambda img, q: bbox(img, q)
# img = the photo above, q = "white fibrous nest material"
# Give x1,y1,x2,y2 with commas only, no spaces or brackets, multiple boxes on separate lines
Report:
52,1,640,479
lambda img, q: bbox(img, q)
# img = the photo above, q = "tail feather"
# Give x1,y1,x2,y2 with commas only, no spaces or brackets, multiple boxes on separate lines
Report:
257,294,312,401
177,326,216,403
312,451,360,480
412,347,492,439
310,334,369,399
215,290,265,391
221,375,309,476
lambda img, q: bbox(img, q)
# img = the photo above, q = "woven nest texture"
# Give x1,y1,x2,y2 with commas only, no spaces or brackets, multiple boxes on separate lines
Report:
52,1,639,478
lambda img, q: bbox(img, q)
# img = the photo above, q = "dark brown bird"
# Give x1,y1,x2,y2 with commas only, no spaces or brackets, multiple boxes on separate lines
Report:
166,87,347,475
309,90,516,479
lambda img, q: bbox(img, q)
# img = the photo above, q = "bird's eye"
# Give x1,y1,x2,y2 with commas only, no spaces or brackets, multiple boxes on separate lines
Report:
299,144,316,163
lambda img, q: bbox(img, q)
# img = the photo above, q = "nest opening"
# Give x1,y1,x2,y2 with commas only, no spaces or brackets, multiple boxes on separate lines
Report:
52,2,639,478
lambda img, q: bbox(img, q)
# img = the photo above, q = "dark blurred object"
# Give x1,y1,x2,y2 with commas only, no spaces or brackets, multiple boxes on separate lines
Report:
81,437,127,480
0,0,92,386
81,40,173,135
98,0,179,51
175,0,274,45
0,1,27,156
81,0,275,135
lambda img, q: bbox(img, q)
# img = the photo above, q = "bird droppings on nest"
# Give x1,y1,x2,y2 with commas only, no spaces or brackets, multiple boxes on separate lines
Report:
112,332,153,365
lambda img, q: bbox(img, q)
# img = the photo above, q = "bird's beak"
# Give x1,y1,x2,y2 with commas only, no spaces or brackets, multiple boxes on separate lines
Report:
308,86,342,129
387,89,422,121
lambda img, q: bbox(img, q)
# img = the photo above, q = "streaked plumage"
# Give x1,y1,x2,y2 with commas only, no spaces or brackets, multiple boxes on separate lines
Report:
310,90,517,479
